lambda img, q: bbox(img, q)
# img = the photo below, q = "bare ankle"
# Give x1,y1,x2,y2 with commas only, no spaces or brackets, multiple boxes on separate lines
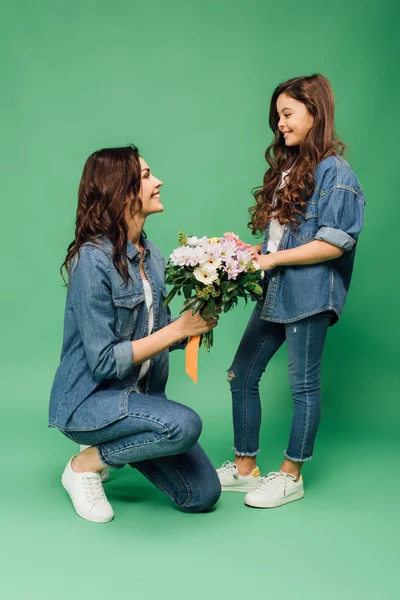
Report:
234,456,257,476
280,458,302,481
72,450,103,474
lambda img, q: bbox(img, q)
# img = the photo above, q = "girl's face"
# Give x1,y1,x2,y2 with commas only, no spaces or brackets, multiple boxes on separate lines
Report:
139,157,164,216
276,93,314,146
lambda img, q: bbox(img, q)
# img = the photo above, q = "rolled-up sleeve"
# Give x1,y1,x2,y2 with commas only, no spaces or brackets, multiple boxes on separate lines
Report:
69,248,134,380
315,186,365,251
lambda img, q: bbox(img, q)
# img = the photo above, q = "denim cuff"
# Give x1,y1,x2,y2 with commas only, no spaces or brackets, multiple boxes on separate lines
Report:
170,338,189,352
232,447,260,457
314,226,355,251
114,341,134,379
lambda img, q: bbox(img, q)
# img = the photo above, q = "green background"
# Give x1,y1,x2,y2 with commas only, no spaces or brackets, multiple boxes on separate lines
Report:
1,0,399,598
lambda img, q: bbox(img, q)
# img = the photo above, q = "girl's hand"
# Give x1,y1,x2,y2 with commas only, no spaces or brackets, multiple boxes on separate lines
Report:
255,253,277,271
251,243,263,255
178,307,220,338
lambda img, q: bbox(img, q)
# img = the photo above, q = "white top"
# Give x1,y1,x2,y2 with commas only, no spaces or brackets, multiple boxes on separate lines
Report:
137,279,154,386
266,169,290,253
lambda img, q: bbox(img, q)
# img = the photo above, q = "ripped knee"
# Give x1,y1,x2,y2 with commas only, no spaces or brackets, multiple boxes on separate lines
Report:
227,369,235,383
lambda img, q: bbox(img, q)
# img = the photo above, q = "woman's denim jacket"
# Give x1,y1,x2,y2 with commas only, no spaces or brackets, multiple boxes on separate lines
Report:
260,155,365,325
49,236,183,431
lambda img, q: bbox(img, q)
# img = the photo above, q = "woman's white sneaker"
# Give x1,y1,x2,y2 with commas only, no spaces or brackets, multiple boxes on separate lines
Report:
62,456,114,523
244,471,304,508
217,460,261,492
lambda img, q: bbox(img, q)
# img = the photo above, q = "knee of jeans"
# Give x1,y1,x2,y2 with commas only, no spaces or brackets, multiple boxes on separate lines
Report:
174,407,203,453
289,375,321,395
227,364,243,390
183,476,221,514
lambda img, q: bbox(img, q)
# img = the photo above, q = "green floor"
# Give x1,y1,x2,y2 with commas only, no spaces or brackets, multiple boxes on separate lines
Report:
1,364,397,600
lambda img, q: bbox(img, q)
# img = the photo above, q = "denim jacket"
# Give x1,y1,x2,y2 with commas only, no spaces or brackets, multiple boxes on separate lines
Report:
260,155,365,325
49,236,182,431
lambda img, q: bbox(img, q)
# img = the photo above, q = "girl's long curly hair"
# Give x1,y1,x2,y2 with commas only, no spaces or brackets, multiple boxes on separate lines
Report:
61,145,142,285
249,74,346,235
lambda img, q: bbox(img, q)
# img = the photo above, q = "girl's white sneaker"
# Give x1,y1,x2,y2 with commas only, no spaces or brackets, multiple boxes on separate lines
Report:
244,471,304,508
217,460,261,492
62,457,114,523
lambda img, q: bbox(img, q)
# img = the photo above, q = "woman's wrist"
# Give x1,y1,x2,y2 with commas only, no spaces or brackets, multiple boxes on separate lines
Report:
168,317,187,343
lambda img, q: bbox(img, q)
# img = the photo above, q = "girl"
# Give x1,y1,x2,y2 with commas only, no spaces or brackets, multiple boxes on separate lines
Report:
217,74,365,508
49,145,221,523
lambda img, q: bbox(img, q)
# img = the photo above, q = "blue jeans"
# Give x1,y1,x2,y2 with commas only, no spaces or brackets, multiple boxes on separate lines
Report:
228,305,332,462
62,393,221,513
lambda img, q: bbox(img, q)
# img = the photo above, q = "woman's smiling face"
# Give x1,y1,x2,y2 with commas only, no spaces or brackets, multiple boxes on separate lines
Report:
138,157,164,216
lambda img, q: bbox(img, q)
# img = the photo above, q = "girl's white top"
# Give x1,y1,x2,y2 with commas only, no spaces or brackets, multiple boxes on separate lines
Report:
266,169,290,253
137,279,154,385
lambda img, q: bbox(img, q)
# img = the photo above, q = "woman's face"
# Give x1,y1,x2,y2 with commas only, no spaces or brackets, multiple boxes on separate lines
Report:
138,157,164,216
276,93,314,146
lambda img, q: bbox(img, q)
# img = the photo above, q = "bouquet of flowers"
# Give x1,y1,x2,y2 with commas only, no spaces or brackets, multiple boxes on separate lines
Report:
164,231,264,382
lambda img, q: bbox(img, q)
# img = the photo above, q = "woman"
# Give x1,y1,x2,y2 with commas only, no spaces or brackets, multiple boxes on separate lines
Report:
49,145,221,523
217,74,365,508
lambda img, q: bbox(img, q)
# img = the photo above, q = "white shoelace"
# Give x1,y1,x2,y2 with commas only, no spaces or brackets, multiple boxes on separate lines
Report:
82,473,107,505
217,461,239,477
257,471,297,495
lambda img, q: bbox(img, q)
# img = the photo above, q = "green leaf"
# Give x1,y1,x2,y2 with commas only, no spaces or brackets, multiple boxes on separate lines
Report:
163,286,179,306
205,297,216,318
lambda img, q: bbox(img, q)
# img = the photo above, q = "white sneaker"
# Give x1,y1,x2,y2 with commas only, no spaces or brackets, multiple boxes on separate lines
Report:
62,456,114,523
79,445,110,483
244,471,304,508
217,460,261,492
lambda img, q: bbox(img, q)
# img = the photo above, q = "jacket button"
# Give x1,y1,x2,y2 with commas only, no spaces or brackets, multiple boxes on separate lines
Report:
272,277,276,281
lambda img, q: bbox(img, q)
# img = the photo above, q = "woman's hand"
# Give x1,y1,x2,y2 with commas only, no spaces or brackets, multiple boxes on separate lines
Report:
178,306,221,338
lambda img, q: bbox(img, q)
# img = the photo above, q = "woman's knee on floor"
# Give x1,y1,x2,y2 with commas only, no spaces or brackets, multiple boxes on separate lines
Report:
181,474,221,514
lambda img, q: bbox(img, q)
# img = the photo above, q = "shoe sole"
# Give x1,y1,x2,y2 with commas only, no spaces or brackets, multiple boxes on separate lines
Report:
244,490,305,508
62,474,114,523
221,484,260,493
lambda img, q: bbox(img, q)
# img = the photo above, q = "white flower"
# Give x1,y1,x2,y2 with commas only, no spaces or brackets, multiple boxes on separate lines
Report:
207,242,223,260
187,236,199,246
170,245,206,267
201,253,222,270
236,249,254,270
193,264,219,284
251,260,261,271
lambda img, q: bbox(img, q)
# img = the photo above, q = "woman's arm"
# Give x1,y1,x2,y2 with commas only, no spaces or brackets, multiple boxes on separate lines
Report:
131,309,217,365
257,240,343,271
69,247,218,380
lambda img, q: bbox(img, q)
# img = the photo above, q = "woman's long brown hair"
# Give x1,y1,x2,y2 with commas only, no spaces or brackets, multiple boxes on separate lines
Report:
249,74,346,235
61,145,142,285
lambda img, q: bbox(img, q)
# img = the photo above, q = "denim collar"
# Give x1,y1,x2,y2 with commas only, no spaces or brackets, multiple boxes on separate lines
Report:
98,234,150,261
126,234,150,260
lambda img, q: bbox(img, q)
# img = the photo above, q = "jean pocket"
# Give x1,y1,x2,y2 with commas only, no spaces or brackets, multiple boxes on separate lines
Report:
113,292,144,339
290,203,319,244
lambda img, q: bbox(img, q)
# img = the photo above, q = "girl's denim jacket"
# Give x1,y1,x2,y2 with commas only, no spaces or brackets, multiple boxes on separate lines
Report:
260,155,365,325
49,236,183,431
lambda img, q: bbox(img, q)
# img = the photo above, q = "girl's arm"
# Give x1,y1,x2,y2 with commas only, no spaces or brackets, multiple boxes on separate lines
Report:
251,243,263,254
257,240,343,271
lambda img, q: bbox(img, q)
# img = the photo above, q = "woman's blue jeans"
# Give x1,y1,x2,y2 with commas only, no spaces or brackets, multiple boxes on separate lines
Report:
228,305,332,462
62,393,221,513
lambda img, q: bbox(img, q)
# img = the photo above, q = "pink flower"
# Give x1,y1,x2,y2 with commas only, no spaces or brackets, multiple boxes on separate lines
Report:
224,257,243,280
224,232,240,243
